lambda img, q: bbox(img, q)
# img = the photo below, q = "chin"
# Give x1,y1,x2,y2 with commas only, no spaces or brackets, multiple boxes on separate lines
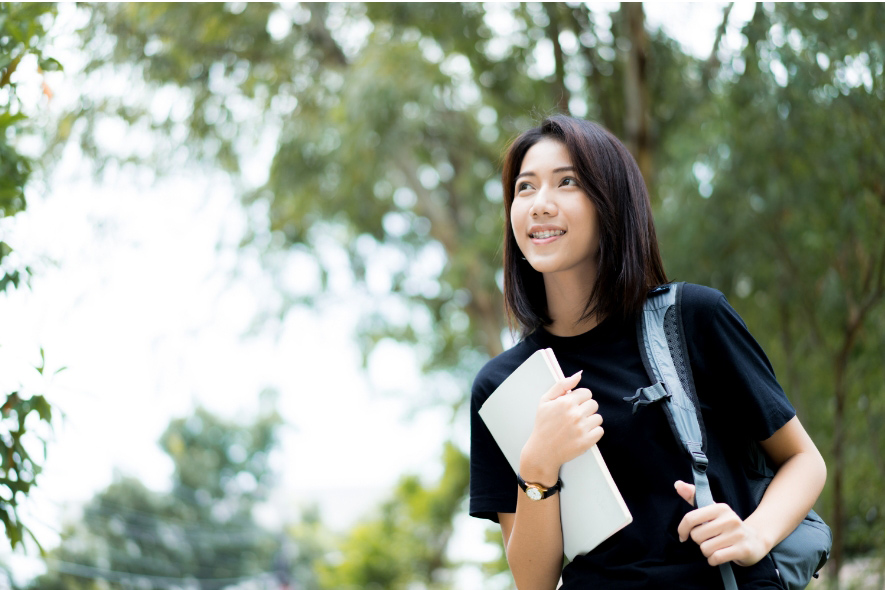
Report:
525,260,558,274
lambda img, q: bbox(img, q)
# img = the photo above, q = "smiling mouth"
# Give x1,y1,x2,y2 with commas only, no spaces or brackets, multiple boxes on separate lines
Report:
530,230,565,239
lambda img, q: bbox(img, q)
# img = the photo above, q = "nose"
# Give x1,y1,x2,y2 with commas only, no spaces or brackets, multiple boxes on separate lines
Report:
530,185,557,217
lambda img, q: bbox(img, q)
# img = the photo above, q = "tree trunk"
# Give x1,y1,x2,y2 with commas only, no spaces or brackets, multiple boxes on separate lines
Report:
621,3,652,186
399,155,506,359
544,3,571,115
776,295,805,417
831,351,847,586
467,280,505,358
567,4,617,132
828,233,885,582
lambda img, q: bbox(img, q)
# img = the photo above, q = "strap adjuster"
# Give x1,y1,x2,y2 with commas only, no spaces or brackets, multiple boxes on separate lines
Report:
691,451,709,472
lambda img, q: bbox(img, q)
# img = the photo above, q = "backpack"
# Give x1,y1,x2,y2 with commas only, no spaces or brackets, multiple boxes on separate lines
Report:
627,282,831,590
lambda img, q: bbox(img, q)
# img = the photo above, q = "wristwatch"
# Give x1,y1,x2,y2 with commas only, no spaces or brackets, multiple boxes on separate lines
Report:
517,473,563,501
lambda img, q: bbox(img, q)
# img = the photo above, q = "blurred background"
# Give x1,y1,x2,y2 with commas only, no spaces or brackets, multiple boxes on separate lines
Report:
1,2,883,589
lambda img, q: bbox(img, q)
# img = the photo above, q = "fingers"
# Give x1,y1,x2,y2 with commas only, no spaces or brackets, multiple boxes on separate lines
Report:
571,397,604,448
675,500,767,567
674,480,696,507
529,370,604,464
584,420,604,447
677,503,724,543
569,387,595,406
582,409,603,429
696,528,747,566
706,545,744,567
544,371,583,400
568,391,601,425
580,397,599,418
688,509,741,545
677,504,745,560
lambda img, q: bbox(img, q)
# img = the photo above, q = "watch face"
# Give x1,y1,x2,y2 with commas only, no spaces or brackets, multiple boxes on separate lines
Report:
527,487,543,501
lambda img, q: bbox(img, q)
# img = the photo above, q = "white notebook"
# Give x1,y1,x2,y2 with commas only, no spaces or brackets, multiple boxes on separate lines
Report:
478,348,632,560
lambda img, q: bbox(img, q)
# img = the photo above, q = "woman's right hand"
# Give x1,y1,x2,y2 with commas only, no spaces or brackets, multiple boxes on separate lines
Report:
520,371,604,482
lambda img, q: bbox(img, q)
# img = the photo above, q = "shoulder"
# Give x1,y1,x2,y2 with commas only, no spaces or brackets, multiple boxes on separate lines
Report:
676,283,755,367
471,336,542,408
678,283,746,334
676,283,795,439
680,283,728,315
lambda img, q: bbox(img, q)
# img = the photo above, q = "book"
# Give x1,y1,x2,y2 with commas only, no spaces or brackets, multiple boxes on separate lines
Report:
478,348,632,560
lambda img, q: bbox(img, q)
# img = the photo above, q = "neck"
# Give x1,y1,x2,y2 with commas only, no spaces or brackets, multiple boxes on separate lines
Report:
542,270,600,337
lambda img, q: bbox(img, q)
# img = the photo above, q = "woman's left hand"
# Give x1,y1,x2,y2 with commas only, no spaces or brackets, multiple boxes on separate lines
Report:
674,480,770,567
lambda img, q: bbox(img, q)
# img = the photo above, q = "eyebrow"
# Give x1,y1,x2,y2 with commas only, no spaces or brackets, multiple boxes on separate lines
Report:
515,166,576,182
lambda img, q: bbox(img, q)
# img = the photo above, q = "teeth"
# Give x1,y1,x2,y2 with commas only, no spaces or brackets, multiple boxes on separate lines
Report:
531,230,565,239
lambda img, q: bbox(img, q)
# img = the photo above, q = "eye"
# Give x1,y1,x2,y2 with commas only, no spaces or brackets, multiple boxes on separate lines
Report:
561,177,579,187
516,181,533,193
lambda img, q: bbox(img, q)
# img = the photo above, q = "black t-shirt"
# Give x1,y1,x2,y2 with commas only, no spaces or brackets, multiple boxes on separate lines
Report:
469,284,795,589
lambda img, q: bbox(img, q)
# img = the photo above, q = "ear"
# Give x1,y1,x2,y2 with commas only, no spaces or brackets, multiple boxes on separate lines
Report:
674,480,696,507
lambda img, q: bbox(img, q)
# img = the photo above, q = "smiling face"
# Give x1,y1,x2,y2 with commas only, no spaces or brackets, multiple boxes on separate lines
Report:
510,138,600,279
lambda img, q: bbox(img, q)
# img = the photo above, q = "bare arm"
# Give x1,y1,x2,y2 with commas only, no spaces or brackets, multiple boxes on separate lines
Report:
676,416,826,566
498,493,563,590
746,416,827,553
498,371,604,589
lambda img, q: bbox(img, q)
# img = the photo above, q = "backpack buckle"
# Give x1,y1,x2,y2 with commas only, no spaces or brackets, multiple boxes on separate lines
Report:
648,284,672,295
623,382,672,415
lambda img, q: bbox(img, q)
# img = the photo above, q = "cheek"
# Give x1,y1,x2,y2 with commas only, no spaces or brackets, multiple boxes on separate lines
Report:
509,204,525,234
580,202,599,238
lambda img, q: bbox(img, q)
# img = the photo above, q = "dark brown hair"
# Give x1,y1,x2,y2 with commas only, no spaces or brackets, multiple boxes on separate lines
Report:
502,114,667,336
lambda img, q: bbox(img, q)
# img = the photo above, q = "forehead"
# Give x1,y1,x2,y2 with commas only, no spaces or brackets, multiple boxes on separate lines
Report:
519,138,572,173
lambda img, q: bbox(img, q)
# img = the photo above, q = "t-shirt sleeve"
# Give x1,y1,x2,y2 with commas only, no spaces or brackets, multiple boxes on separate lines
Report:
469,365,518,523
683,286,796,441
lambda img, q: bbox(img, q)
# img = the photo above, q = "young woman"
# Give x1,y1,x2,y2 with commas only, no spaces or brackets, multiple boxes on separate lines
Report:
469,115,826,589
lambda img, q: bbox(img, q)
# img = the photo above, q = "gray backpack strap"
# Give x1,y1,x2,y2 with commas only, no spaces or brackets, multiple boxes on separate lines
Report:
632,283,739,590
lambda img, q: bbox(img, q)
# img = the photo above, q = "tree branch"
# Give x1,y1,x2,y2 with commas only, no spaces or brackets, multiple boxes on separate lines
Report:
306,3,349,67
854,231,885,328
0,54,22,89
396,152,504,357
770,219,826,349
873,218,885,296
703,3,734,84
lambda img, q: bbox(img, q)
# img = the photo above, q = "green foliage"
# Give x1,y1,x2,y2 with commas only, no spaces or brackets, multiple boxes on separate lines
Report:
161,405,280,505
0,1,59,218
0,348,61,551
0,3,60,552
71,2,700,403
283,504,334,590
57,0,885,581
658,1,885,569
0,382,52,549
1,2,56,292
319,442,469,590
29,406,292,589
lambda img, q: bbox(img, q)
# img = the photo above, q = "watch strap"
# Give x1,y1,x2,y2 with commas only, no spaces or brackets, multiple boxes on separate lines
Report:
516,473,563,500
